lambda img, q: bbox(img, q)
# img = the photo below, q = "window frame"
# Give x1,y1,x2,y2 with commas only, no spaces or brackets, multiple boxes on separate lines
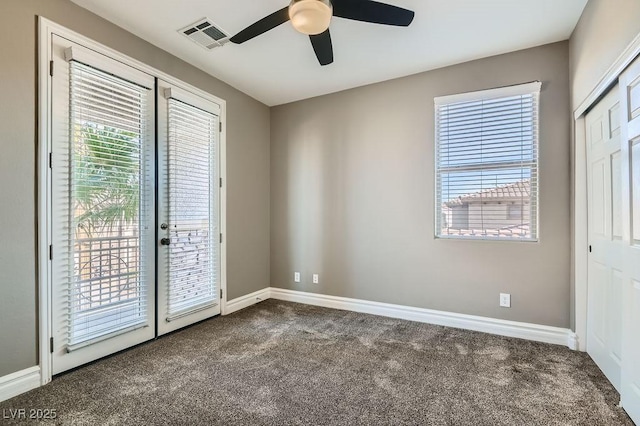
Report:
433,81,541,242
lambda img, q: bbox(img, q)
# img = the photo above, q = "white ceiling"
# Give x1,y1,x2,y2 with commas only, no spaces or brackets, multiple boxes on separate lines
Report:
71,0,588,106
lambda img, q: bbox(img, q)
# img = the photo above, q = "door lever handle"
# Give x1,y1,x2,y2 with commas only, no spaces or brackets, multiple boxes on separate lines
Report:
160,238,171,246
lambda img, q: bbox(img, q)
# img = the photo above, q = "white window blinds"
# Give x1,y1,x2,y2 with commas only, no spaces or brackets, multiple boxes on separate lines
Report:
63,60,153,347
435,82,541,241
164,98,219,319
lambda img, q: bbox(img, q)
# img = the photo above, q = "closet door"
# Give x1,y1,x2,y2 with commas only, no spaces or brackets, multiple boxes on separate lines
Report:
585,86,623,391
619,55,640,425
50,36,156,374
157,81,222,335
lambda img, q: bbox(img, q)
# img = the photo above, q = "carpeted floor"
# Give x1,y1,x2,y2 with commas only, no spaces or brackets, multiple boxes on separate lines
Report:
0,300,633,425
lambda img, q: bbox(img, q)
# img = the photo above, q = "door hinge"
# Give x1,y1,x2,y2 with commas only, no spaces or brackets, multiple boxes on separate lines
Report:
220,288,223,299
219,122,222,132
49,152,52,168
219,177,222,188
49,245,53,260
49,60,54,77
219,233,223,244
589,245,592,253
49,337,54,353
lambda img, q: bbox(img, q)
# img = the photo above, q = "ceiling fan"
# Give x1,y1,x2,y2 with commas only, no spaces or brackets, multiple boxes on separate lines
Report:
230,0,415,66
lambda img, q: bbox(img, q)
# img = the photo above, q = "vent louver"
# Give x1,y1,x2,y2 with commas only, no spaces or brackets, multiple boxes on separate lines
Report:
179,18,229,50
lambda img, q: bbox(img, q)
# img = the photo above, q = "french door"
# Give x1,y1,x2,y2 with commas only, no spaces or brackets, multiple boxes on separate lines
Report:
157,81,221,335
50,36,221,374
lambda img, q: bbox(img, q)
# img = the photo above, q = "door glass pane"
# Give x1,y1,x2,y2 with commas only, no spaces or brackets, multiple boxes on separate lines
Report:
166,99,218,318
68,61,150,346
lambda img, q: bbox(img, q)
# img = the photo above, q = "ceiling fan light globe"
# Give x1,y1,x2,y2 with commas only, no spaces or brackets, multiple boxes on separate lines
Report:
289,0,333,35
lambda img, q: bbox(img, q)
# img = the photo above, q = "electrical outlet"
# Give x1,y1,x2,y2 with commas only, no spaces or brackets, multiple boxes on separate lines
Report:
312,274,319,284
500,293,511,308
294,272,301,283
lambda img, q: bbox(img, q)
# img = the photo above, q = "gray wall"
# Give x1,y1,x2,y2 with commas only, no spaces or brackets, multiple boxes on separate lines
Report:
0,0,270,377
271,42,571,328
570,0,640,109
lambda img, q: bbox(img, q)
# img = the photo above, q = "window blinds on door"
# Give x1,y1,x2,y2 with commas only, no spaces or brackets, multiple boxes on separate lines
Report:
164,98,218,320
435,82,540,240
64,60,152,348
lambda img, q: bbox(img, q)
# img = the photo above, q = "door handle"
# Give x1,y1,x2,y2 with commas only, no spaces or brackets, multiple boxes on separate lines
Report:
160,238,171,246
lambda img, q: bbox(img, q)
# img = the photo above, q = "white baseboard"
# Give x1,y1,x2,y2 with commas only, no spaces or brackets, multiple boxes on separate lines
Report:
0,366,41,402
567,331,579,351
269,287,576,349
224,288,270,315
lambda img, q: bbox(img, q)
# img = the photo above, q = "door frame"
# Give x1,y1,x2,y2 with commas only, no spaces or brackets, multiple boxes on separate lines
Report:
573,31,640,352
38,17,228,385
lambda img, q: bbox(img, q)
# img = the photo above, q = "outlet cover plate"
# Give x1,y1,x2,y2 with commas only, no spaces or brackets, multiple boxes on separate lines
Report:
500,293,511,308
294,272,301,283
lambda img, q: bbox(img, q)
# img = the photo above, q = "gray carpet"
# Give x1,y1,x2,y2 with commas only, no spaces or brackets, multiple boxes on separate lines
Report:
0,300,633,425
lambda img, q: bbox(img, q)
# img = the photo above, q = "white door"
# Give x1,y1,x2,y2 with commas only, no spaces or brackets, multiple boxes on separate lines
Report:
156,81,222,335
50,36,156,373
619,56,640,424
585,85,624,391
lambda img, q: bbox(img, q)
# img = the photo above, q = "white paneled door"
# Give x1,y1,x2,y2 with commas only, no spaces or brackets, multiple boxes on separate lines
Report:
585,85,624,392
586,54,640,424
619,56,640,424
156,81,221,335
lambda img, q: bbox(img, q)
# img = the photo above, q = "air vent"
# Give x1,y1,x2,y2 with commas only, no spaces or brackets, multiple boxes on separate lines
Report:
179,18,229,50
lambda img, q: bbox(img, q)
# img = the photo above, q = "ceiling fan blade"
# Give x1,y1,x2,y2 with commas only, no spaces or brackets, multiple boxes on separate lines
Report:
332,0,415,26
309,30,334,66
230,6,291,44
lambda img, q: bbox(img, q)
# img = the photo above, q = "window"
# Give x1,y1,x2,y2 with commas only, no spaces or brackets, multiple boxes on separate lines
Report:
435,82,540,241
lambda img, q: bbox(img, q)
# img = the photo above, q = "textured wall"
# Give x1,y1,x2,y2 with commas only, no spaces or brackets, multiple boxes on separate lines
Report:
271,42,571,328
0,0,270,377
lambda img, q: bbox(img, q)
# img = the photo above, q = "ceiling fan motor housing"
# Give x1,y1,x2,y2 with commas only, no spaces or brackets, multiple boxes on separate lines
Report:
289,0,333,35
